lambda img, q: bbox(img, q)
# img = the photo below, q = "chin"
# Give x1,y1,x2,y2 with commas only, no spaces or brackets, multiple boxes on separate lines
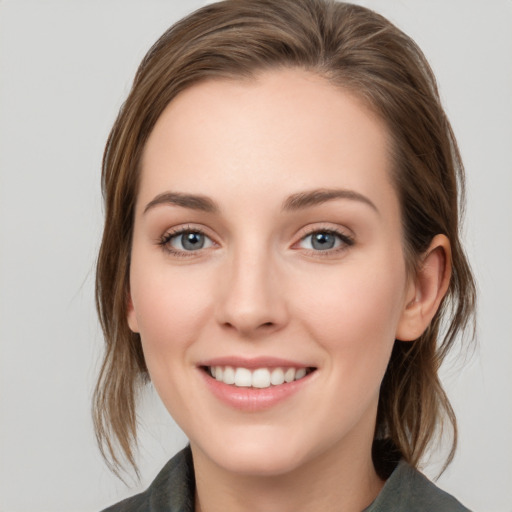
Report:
191,427,320,478
218,448,305,477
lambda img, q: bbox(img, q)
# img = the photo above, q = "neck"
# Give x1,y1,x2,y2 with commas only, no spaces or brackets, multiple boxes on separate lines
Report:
191,428,383,512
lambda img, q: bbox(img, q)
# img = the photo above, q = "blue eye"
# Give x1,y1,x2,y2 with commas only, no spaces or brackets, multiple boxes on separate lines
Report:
163,230,214,253
299,230,353,251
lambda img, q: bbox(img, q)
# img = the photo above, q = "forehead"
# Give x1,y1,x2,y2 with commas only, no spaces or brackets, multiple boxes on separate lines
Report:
138,68,396,215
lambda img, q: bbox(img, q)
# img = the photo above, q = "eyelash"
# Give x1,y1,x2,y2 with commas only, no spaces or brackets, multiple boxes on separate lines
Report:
297,227,354,257
157,225,355,257
158,225,215,258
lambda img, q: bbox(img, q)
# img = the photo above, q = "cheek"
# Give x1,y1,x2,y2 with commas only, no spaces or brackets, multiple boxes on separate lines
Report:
293,256,407,368
129,264,217,420
129,261,215,365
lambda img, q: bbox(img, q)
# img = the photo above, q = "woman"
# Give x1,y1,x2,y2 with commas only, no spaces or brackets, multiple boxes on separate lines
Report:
94,0,476,510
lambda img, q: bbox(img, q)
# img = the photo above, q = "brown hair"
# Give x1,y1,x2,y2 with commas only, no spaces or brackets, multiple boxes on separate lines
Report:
93,0,476,477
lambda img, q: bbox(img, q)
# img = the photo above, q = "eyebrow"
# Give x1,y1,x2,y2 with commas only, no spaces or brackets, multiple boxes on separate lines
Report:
143,187,378,215
282,188,379,214
144,192,219,214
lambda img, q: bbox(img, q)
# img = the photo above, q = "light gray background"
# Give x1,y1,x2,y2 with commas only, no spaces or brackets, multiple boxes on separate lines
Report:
0,1,511,511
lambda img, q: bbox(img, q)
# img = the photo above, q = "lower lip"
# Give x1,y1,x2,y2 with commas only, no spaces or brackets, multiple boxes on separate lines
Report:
200,369,315,412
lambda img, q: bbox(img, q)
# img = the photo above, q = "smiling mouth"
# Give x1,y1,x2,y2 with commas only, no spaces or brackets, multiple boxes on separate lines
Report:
202,366,316,389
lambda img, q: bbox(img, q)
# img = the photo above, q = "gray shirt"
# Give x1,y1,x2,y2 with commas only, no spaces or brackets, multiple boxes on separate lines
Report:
102,447,471,512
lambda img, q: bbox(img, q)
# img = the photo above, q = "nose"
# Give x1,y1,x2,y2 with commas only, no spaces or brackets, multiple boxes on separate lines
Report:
215,246,288,338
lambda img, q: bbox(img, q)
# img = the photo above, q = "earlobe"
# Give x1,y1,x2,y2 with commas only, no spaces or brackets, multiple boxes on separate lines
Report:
126,292,140,333
396,234,452,341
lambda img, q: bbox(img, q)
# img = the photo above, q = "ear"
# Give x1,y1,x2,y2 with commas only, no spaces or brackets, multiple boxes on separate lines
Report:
396,234,452,341
126,291,140,333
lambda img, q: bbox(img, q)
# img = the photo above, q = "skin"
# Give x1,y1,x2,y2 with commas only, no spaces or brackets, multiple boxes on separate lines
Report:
127,69,451,512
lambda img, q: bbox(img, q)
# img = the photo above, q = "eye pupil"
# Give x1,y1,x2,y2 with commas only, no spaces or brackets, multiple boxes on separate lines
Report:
312,232,335,250
182,232,204,250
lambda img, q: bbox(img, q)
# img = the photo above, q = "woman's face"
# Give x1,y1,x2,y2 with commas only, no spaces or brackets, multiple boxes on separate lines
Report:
128,69,414,476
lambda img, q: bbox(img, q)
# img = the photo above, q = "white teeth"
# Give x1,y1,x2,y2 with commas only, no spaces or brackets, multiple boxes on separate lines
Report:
223,366,235,385
295,368,306,380
270,367,285,385
252,368,271,388
234,367,252,387
284,367,295,383
208,365,311,388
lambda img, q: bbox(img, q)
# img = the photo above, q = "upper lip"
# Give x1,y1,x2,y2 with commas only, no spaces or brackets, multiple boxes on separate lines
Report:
198,356,315,370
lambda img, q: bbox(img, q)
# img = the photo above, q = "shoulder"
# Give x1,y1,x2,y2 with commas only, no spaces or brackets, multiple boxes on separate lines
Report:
102,491,147,512
364,461,472,512
101,447,195,512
